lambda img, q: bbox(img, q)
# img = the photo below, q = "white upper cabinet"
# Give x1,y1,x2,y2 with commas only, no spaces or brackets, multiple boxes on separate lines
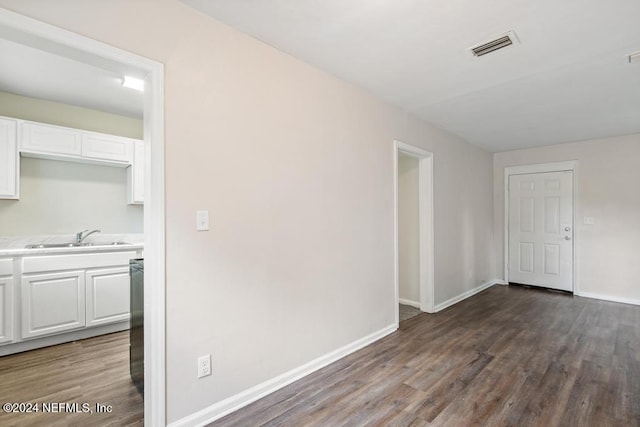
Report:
127,139,144,204
0,118,18,199
21,121,82,156
19,120,136,166
1,116,142,201
82,132,134,163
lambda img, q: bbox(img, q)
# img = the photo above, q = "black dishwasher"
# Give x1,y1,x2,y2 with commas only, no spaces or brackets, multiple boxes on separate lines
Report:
129,258,144,395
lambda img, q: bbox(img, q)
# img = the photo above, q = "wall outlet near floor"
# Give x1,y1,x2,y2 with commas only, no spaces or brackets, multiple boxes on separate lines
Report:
197,354,211,378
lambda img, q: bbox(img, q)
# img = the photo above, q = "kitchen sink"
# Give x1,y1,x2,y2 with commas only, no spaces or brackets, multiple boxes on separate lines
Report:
25,242,132,249
83,241,132,246
25,243,80,249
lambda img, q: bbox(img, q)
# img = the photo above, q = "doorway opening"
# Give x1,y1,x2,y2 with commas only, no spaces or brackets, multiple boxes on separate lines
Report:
0,9,165,426
393,141,434,325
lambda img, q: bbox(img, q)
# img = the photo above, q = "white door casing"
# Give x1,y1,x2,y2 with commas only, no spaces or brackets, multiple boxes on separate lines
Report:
393,140,434,321
508,171,573,291
0,8,166,425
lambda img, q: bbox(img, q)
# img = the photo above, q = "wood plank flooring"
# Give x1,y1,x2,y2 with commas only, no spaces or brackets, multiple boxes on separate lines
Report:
211,285,640,426
0,331,143,427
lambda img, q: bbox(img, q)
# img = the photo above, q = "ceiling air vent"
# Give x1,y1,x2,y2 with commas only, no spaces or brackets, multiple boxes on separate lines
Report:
470,31,519,57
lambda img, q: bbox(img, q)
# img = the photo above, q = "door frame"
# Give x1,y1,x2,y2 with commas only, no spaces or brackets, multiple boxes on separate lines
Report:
0,9,166,426
504,161,577,292
393,140,434,324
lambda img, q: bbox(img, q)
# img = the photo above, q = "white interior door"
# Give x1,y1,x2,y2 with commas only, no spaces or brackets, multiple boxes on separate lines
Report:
508,171,573,291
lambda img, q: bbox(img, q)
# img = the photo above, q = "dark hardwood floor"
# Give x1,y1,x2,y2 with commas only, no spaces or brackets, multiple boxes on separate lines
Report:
0,331,143,427
211,285,640,426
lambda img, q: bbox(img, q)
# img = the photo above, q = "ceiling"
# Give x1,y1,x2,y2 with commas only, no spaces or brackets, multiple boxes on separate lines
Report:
181,0,640,152
0,34,143,119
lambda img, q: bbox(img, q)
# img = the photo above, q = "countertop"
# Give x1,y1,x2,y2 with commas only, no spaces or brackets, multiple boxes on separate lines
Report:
0,234,144,257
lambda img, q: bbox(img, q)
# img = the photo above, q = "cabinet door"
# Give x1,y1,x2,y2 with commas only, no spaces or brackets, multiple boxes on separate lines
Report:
85,267,130,327
0,277,14,345
82,132,133,163
22,271,85,339
21,121,82,156
0,117,18,199
127,139,144,204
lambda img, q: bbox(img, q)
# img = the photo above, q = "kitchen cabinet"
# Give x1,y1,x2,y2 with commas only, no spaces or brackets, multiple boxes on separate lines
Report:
0,248,141,355
20,120,136,166
20,250,137,342
0,117,18,199
85,266,130,327
21,270,85,339
127,139,144,204
0,277,14,345
0,258,14,345
82,132,134,163
2,116,142,201
21,121,82,157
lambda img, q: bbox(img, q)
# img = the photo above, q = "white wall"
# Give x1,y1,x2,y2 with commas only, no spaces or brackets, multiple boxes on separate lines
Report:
494,133,640,303
0,1,495,422
433,133,495,304
0,157,143,235
398,153,420,304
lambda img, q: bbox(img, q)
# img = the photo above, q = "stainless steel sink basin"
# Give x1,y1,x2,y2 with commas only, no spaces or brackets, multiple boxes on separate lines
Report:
83,241,132,246
25,242,132,249
26,243,80,248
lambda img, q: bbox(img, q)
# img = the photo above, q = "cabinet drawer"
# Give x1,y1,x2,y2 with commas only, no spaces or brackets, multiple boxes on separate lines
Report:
21,122,82,156
0,258,13,276
23,251,138,274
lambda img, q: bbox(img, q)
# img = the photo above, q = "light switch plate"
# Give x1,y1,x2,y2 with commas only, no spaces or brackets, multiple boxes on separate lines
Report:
583,216,595,225
196,210,209,231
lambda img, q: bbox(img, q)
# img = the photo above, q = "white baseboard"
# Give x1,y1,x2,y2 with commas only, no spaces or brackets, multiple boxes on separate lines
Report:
434,280,500,312
575,291,640,307
169,324,398,427
399,298,421,308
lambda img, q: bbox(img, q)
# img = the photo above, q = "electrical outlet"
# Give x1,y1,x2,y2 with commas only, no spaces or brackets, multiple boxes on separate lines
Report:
197,354,211,378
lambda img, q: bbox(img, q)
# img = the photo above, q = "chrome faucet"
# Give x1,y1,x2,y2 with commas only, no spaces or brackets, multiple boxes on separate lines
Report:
75,229,101,244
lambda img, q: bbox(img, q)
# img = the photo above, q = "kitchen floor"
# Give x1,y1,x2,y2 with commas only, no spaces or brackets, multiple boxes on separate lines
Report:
0,331,143,426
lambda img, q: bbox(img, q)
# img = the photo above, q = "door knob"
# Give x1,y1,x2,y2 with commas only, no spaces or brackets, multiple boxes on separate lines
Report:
564,226,571,232
564,236,572,240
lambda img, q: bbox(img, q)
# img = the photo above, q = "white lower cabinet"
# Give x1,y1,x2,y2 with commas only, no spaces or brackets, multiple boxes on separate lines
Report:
21,270,85,339
2,250,138,352
85,267,130,326
0,276,14,345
